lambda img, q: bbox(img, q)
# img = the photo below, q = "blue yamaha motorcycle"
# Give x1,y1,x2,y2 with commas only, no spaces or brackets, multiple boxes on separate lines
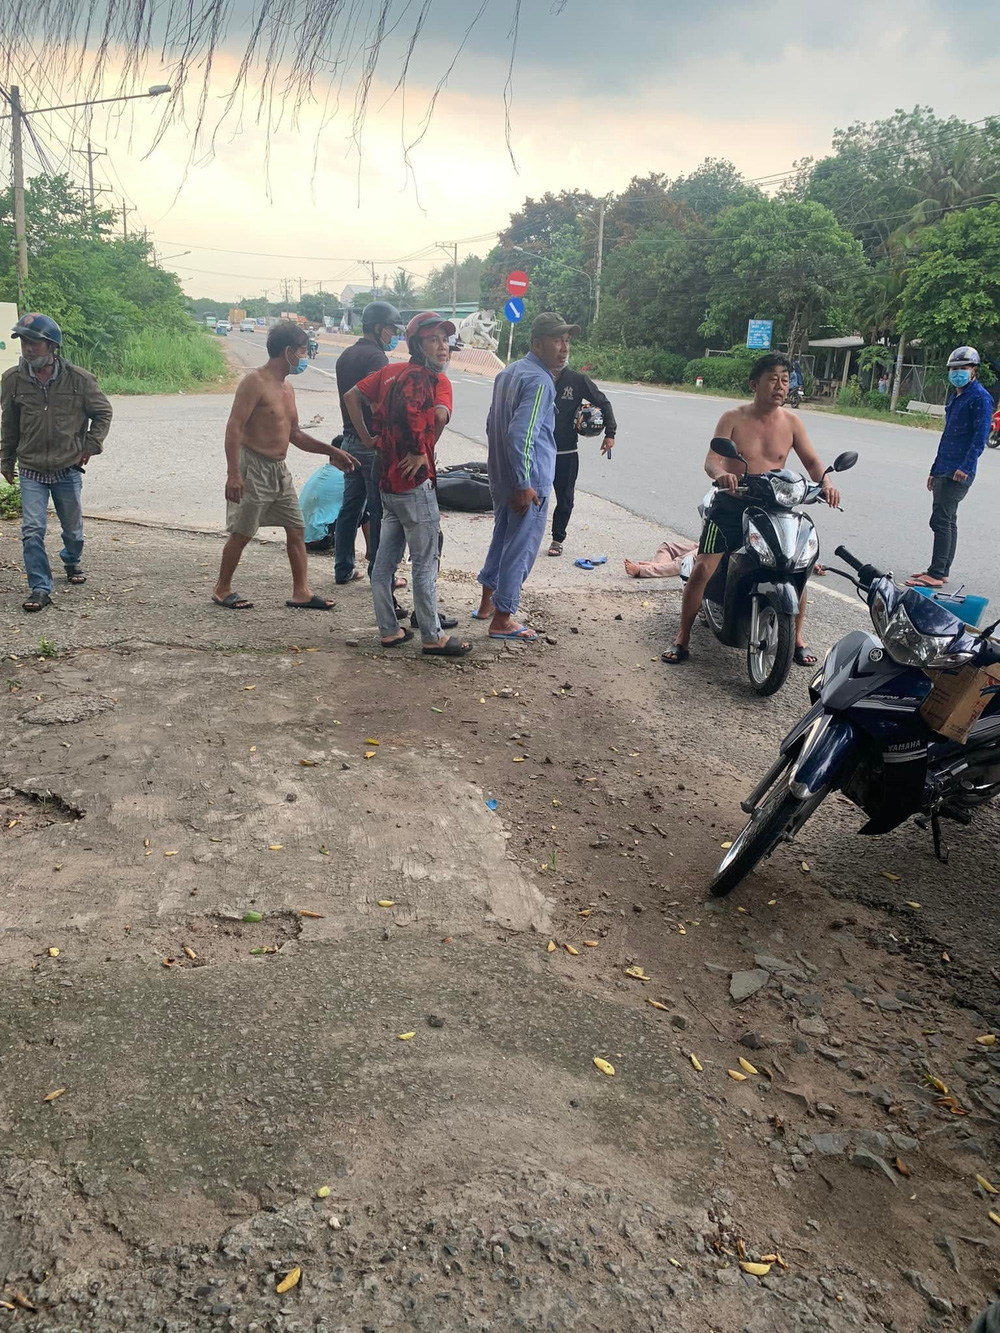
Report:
709,546,1000,896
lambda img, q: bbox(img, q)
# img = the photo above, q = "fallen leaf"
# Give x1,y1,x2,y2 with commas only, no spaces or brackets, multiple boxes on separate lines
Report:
564,944,579,956
740,1261,771,1276
895,1157,910,1178
183,947,197,960
512,756,525,763
144,838,150,847
678,925,687,935
299,909,324,919
268,844,284,851
647,999,669,1012
546,940,556,953
906,901,922,910
593,1057,615,1077
10,1292,37,1311
801,861,811,872
690,1054,703,1071
882,871,901,882
377,899,396,908
552,798,562,807
364,751,377,759
244,684,256,691
249,745,257,753
578,908,592,918
316,1186,331,1199
976,1034,997,1047
0,1301,14,1312
47,946,59,957
397,1032,416,1041
942,952,951,962
976,1174,998,1194
720,841,733,850
164,850,178,857
738,1057,759,1076
275,1266,301,1294
365,738,380,746
767,899,777,906
624,966,650,981
430,706,444,714
667,1257,682,1269
299,759,318,767
43,1088,66,1102
990,1211,1000,1228
243,910,263,923
583,940,600,948
925,1073,948,1095
728,1070,748,1082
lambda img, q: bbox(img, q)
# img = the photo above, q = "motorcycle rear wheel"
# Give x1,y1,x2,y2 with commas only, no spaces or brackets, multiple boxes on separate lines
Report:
748,603,795,696
708,772,828,898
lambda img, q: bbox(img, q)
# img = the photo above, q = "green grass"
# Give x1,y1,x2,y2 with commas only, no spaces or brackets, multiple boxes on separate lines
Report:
94,327,229,395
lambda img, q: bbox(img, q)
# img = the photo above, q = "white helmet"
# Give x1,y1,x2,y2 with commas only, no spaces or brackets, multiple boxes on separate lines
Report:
947,345,980,368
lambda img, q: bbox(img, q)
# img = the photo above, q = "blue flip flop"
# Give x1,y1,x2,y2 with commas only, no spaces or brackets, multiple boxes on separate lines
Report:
574,555,608,570
488,627,539,641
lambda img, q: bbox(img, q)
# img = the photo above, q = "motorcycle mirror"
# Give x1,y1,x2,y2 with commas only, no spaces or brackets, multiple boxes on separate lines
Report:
710,436,741,460
832,451,859,472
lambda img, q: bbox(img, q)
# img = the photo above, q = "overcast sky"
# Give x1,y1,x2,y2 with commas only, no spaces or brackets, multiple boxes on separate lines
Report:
14,0,1000,302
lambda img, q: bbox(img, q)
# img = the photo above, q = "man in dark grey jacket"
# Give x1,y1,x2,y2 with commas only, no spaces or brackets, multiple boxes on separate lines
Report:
1,313,112,611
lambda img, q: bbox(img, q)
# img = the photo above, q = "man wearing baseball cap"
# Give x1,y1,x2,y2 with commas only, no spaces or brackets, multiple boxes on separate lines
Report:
475,311,579,640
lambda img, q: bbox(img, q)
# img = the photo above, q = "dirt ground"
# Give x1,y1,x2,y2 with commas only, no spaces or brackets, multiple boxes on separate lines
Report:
1,513,999,1332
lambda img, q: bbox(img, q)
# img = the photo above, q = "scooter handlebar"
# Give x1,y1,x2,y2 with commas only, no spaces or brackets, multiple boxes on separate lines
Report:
834,546,884,586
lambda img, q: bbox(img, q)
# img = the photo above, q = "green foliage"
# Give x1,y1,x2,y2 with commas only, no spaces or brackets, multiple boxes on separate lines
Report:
422,255,484,308
36,637,58,660
667,158,763,221
683,355,755,392
569,343,687,384
96,328,227,394
899,203,1000,352
0,174,222,392
296,291,341,323
836,377,864,409
0,472,22,519
591,221,707,354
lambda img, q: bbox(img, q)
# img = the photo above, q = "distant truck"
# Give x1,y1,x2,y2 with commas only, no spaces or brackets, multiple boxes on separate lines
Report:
229,307,247,327
203,314,219,327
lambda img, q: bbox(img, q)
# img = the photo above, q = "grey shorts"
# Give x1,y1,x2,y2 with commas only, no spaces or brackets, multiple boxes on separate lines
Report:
226,448,304,537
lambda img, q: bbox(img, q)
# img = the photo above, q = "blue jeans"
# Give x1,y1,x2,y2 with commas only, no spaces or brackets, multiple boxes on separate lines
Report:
478,494,549,616
334,435,382,583
372,482,441,643
20,471,84,594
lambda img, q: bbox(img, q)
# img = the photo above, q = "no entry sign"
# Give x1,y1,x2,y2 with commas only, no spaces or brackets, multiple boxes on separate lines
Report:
506,270,529,297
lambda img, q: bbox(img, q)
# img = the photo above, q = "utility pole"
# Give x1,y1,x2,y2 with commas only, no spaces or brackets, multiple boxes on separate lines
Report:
434,241,459,317
357,260,377,300
297,276,304,301
121,199,137,238
890,331,906,413
71,140,109,228
593,198,607,322
9,86,29,312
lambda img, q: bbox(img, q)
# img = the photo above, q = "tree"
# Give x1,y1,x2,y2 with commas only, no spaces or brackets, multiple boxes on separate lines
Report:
385,269,418,305
422,255,484,308
297,290,342,323
701,199,866,355
667,158,762,221
591,222,707,353
899,203,1000,352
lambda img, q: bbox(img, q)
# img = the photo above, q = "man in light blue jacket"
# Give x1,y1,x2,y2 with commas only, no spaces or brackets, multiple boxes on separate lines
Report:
475,312,578,640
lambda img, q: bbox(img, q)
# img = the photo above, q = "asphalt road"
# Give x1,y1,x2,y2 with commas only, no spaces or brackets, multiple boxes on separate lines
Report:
221,332,1000,609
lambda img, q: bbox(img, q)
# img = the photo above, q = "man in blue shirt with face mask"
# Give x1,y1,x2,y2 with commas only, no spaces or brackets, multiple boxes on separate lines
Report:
908,345,994,589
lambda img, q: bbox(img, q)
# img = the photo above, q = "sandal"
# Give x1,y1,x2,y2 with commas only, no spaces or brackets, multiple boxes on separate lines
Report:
213,591,254,610
286,594,335,610
411,610,458,630
548,541,563,557
65,566,87,584
381,627,414,648
905,573,946,588
661,644,689,664
423,636,472,657
23,589,51,613
335,570,364,585
393,576,408,590
794,646,818,667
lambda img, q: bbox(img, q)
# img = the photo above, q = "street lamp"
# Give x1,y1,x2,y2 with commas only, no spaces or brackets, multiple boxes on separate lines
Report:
511,245,594,324
2,81,171,309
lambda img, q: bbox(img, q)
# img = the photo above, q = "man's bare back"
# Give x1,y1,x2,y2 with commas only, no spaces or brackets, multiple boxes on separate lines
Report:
230,368,296,461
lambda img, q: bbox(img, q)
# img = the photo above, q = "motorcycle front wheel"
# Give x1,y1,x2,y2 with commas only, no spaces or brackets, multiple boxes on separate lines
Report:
708,772,828,898
748,601,795,696
988,430,1000,449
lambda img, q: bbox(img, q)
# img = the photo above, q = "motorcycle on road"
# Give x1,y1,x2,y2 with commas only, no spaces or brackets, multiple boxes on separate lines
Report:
708,546,1000,898
678,438,858,696
988,407,1000,448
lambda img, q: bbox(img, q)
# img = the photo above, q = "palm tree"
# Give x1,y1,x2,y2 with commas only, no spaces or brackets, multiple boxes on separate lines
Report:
386,268,418,305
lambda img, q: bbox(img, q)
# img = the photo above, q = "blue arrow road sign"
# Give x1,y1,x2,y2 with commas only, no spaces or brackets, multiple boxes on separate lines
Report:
504,297,525,323
746,318,773,350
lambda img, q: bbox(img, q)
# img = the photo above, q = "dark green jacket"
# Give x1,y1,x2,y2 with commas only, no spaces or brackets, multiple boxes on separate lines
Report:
1,359,113,475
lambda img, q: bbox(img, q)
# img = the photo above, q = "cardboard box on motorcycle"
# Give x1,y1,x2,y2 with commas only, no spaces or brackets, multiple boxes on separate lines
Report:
920,662,1000,743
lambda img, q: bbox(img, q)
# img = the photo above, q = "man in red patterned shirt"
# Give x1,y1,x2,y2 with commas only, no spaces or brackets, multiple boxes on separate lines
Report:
345,312,471,656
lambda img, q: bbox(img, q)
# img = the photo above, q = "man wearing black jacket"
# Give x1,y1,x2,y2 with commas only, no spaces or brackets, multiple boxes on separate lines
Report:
548,367,617,556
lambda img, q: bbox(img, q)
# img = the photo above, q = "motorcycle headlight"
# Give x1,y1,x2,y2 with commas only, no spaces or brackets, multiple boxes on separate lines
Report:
871,590,891,639
769,476,808,508
881,603,974,669
745,520,775,566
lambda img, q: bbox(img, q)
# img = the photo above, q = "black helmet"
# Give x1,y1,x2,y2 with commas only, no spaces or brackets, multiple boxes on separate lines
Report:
361,300,403,333
12,312,62,347
575,402,604,437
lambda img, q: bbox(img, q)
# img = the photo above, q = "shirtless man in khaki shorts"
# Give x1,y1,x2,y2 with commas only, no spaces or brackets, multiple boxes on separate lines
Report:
212,321,355,611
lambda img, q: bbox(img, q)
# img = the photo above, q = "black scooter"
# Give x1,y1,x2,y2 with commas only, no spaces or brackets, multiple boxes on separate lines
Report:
678,438,857,696
708,546,1000,897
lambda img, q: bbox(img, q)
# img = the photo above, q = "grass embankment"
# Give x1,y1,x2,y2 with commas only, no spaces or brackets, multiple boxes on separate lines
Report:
88,327,229,395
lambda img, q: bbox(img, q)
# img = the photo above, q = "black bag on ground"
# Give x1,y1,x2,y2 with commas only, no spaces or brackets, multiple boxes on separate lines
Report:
437,462,493,512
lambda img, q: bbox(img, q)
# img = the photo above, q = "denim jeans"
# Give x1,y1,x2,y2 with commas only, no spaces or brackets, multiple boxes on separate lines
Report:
334,434,381,583
477,494,549,616
928,476,970,579
20,471,84,594
371,482,441,644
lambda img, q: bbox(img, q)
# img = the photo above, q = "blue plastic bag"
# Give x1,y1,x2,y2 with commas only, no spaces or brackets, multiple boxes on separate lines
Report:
299,462,345,544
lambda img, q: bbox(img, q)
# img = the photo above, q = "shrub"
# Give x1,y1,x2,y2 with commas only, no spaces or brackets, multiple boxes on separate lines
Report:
568,343,687,384
92,327,228,395
860,390,891,411
683,355,753,392
0,472,22,519
836,377,863,409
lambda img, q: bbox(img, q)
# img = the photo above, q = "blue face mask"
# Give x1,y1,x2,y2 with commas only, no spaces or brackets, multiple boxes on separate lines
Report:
386,335,400,351
949,368,972,388
288,355,309,375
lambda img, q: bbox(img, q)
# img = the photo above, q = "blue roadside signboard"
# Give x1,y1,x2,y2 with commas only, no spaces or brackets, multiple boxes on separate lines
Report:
504,297,525,323
746,318,773,350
